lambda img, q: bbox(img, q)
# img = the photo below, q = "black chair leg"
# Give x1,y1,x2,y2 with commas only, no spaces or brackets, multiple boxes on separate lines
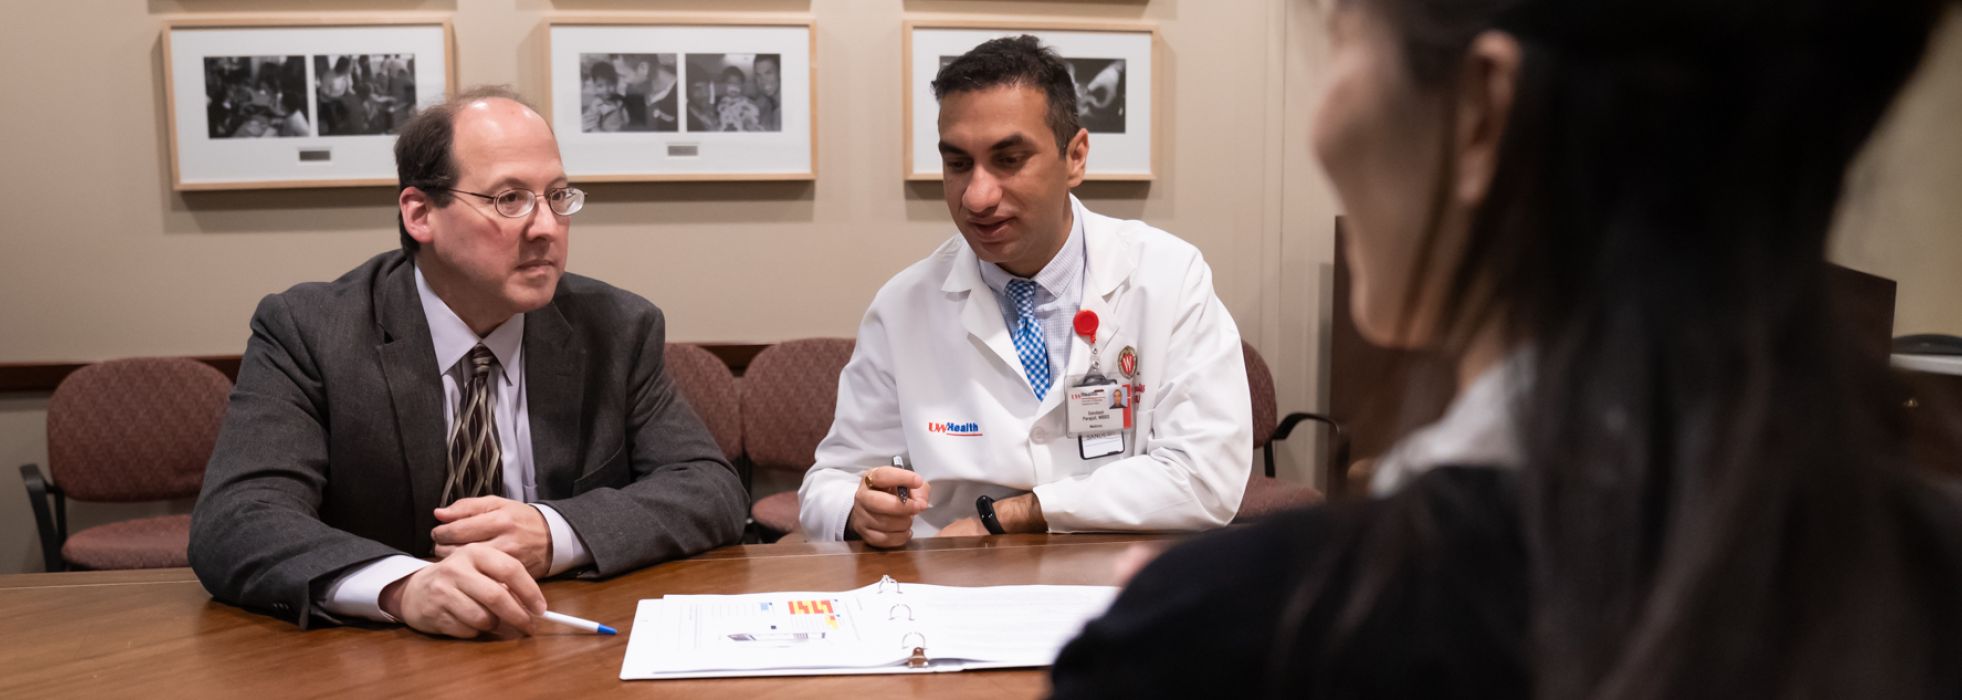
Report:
19,464,67,572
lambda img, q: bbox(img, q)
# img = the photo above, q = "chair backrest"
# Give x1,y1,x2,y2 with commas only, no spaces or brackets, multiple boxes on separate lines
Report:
663,343,743,462
46,357,232,502
1242,341,1280,449
739,338,856,474
1824,263,1896,360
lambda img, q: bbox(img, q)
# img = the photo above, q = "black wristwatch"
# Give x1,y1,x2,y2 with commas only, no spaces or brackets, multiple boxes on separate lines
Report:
975,495,1007,535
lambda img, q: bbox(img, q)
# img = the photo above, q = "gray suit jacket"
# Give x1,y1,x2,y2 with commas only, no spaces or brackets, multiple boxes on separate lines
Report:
189,250,747,627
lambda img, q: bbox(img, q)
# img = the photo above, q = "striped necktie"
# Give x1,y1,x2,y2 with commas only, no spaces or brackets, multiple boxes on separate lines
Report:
1006,279,1053,401
442,344,503,505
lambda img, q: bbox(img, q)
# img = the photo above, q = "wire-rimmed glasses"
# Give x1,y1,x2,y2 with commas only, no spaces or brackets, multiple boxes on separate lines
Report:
446,186,586,218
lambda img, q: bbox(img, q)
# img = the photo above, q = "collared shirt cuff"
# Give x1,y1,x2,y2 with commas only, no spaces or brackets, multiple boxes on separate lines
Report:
317,555,432,623
534,503,592,577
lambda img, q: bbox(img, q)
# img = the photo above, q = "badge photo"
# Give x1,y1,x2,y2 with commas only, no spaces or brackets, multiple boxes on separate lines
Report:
1065,379,1124,437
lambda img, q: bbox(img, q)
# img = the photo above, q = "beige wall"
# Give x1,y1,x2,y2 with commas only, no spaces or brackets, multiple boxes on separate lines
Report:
0,0,1318,574
1831,10,1962,334
0,1,1956,574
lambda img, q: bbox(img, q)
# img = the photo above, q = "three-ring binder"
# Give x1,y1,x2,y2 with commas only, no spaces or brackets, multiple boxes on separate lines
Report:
899,631,929,668
877,575,932,666
619,573,1120,680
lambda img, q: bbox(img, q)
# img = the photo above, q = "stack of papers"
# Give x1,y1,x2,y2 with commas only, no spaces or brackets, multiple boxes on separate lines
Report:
619,578,1120,680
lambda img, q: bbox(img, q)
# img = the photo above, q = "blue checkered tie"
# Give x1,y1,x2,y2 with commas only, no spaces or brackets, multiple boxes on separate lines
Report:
1006,279,1052,400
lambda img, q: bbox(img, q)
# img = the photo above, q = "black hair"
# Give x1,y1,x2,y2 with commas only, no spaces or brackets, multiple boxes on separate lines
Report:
931,34,1083,154
1285,0,1961,696
586,59,618,85
392,85,536,253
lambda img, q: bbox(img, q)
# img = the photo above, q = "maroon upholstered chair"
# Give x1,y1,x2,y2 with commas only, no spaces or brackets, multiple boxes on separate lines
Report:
1235,342,1336,523
740,338,856,539
19,357,232,571
663,343,743,463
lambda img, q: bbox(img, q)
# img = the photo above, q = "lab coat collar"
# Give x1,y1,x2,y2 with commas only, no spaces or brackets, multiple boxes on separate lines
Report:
1065,195,1135,383
940,195,1130,296
943,195,1137,409
1077,197,1136,299
944,195,1140,413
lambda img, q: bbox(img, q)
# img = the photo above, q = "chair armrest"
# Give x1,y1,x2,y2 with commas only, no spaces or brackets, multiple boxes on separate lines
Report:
1271,413,1352,485
19,464,67,572
1274,412,1333,441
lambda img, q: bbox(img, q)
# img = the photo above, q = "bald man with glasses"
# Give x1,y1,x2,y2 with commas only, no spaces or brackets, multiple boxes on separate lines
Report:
190,86,746,639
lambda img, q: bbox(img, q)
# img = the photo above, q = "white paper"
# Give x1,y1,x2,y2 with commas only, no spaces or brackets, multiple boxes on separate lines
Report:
619,580,1120,680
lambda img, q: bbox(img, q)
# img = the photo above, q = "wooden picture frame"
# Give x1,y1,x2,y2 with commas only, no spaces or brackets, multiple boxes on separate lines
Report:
162,16,456,191
903,18,1160,182
545,16,817,183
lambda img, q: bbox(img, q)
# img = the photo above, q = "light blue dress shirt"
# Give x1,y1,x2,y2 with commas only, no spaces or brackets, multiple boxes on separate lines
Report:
976,197,1089,381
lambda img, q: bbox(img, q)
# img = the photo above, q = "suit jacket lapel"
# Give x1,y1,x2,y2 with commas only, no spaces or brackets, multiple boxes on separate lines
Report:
374,258,448,553
524,295,585,500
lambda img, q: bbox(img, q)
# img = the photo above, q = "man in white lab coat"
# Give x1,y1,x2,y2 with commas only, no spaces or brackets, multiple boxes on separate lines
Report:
798,35,1251,546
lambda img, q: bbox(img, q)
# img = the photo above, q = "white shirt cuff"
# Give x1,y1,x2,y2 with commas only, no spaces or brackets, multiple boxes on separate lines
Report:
534,503,592,577
317,555,432,623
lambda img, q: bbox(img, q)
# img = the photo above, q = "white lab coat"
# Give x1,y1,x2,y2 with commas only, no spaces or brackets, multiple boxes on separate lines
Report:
799,198,1252,540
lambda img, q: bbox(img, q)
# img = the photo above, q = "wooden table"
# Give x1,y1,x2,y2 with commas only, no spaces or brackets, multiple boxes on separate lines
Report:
0,534,1173,698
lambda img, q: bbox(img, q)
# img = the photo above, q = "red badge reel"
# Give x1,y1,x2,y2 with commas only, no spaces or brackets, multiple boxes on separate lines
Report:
1073,310,1099,340
1072,310,1132,426
1073,310,1103,376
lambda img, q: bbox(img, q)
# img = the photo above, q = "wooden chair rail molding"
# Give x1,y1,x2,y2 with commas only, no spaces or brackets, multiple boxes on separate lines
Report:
0,344,773,394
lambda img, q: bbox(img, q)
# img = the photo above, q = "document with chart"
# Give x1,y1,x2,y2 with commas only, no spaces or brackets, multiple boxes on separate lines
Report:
619,576,1120,680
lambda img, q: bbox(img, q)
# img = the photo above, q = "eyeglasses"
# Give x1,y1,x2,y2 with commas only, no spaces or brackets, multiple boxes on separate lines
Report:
445,186,587,218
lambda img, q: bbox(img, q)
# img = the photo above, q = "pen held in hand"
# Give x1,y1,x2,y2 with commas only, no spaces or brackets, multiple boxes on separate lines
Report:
541,610,617,635
892,455,913,503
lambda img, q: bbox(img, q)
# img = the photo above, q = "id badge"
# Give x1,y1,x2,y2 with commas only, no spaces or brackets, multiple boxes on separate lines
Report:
1079,431,1124,460
1066,377,1126,436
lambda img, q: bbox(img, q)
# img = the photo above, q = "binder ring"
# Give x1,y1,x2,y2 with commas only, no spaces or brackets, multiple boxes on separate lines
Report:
876,575,903,594
904,631,930,669
887,604,914,621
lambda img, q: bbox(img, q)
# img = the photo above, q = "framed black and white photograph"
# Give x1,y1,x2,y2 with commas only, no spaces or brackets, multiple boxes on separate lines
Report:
313,53,420,136
906,20,1158,181
579,53,680,133
163,18,454,191
548,18,814,182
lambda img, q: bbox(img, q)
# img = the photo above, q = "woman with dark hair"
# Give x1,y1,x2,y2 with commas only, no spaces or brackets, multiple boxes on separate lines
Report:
1050,0,1962,697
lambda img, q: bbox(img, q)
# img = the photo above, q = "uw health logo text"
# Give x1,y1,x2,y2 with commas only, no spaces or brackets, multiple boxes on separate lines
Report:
927,421,984,437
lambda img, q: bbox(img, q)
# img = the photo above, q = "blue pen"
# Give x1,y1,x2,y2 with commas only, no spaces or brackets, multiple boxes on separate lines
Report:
541,610,617,635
